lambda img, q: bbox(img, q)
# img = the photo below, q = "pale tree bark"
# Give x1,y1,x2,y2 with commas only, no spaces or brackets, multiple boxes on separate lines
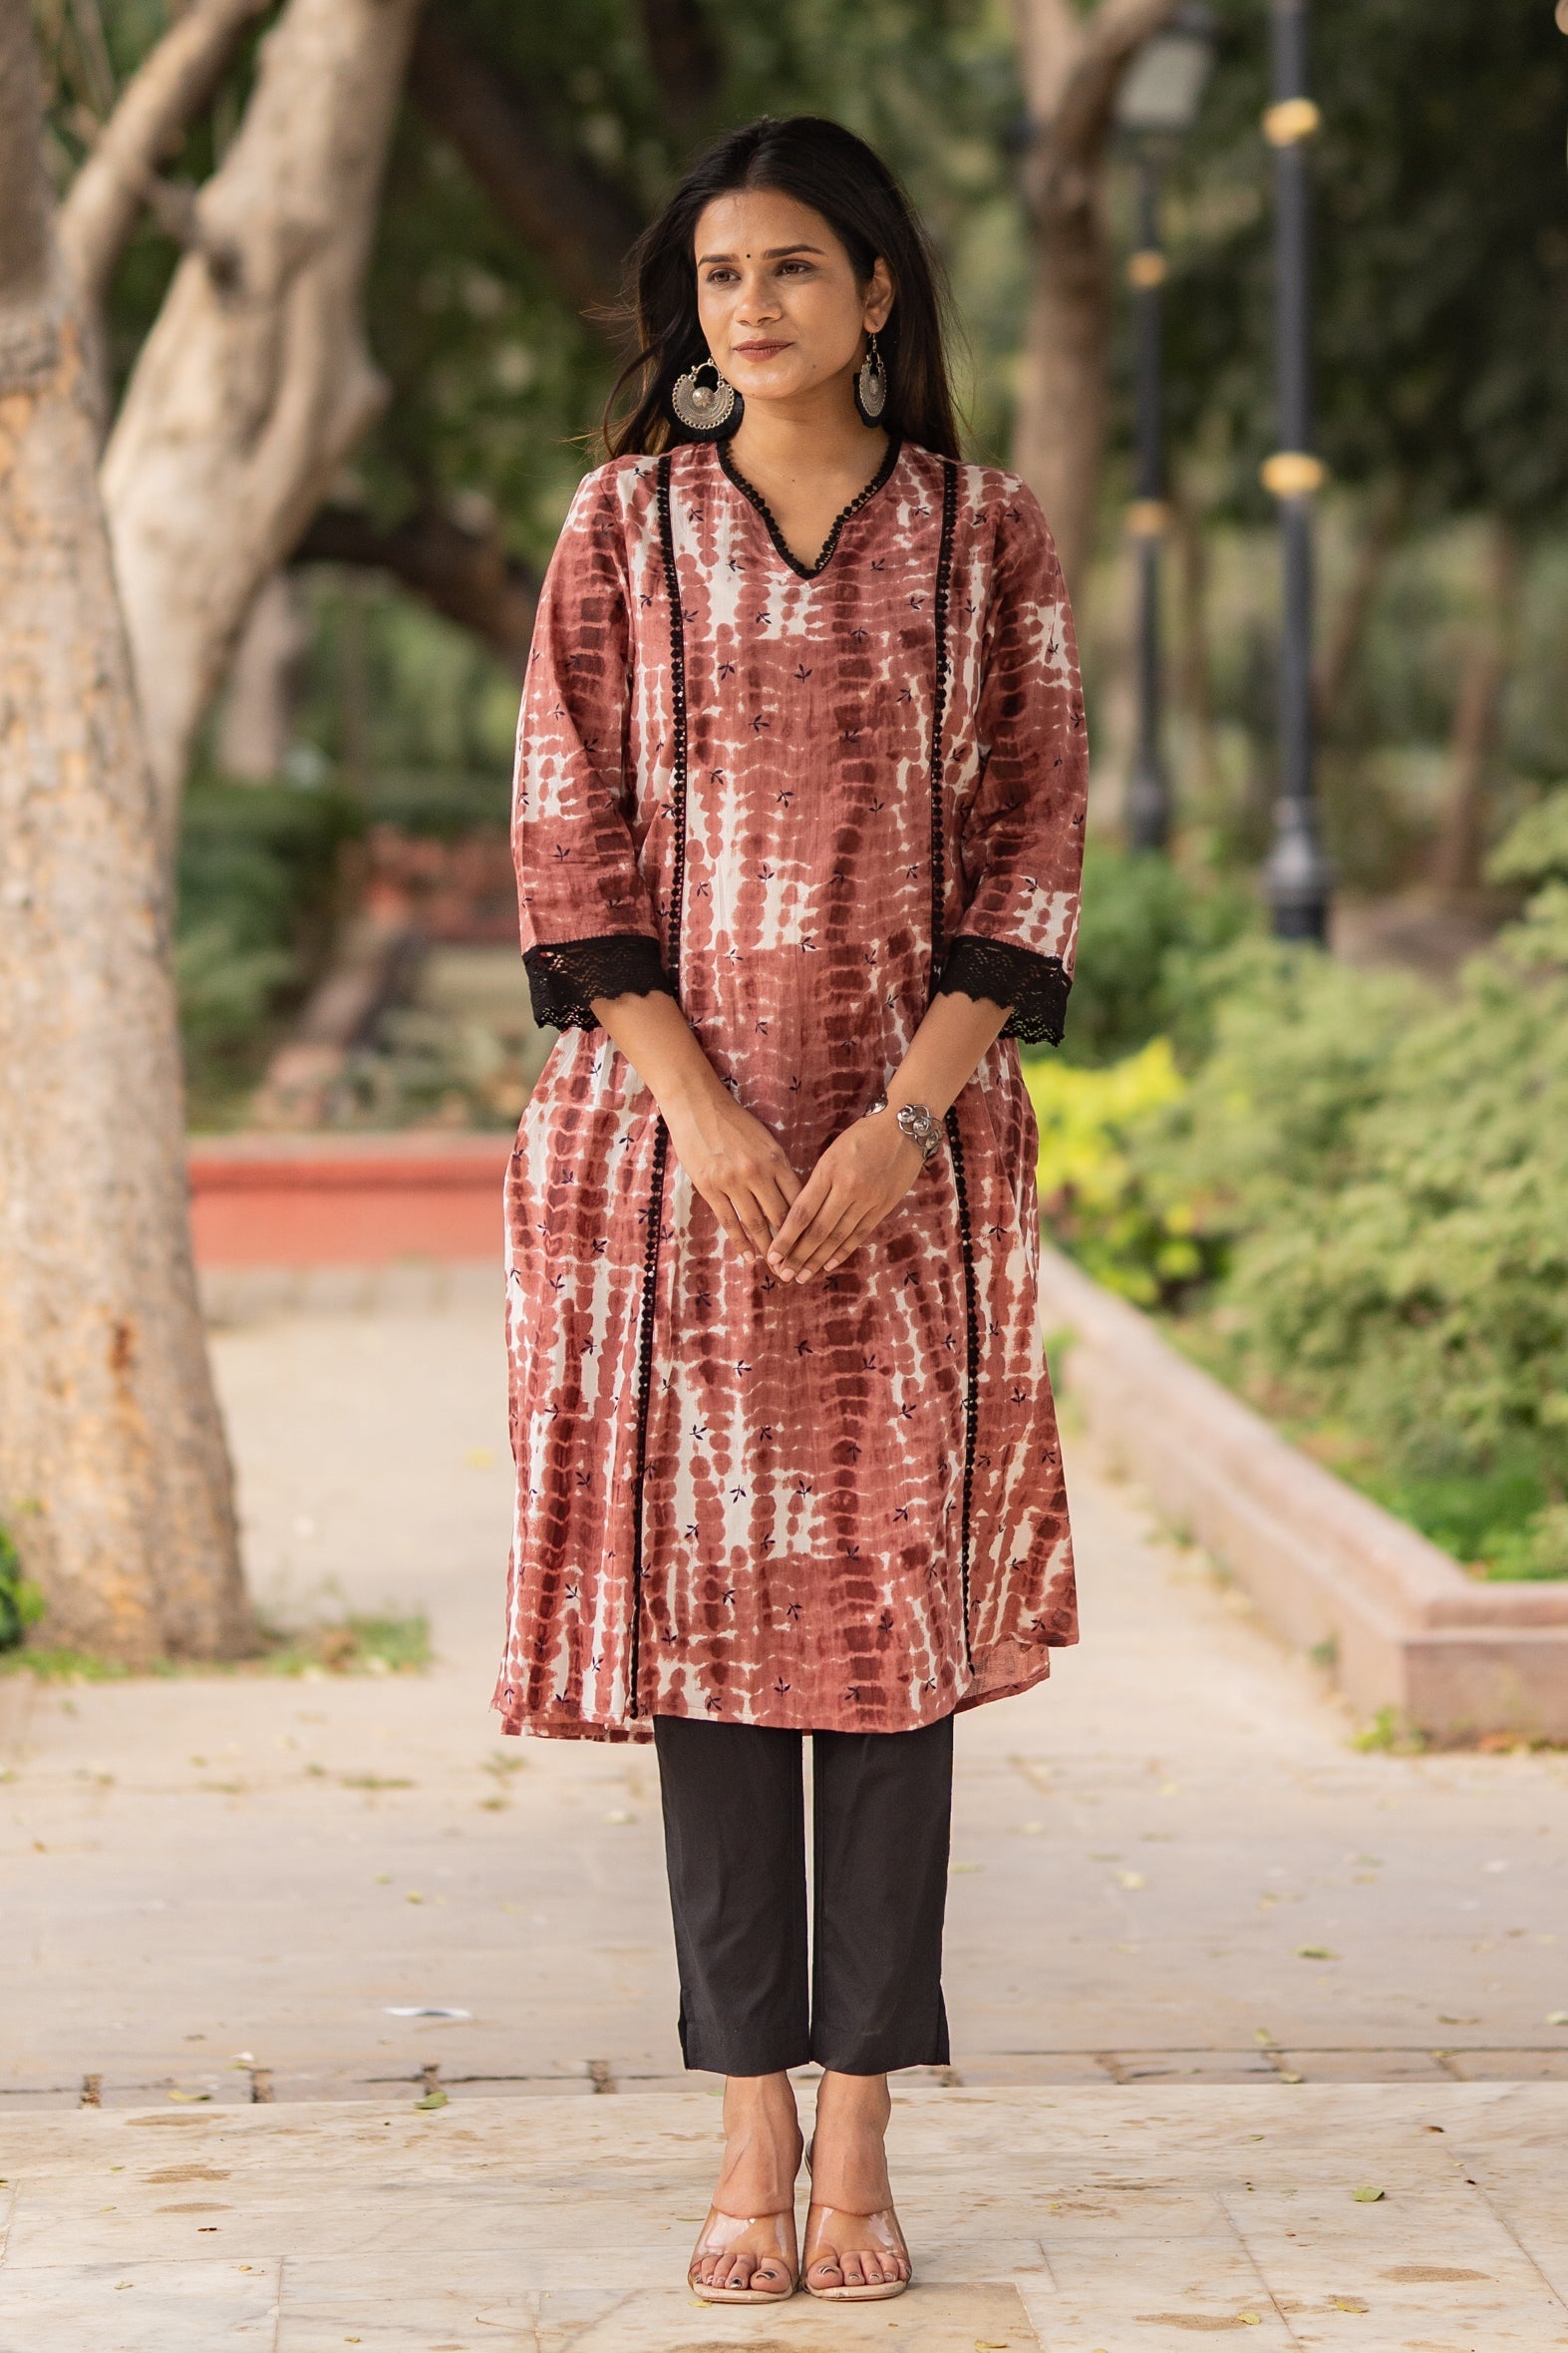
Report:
215,567,308,778
57,0,268,326
1012,0,1180,595
0,0,249,1663
100,0,426,855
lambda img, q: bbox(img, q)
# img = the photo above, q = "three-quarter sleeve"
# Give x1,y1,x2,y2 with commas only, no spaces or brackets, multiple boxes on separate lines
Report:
935,485,1088,1047
512,465,678,1033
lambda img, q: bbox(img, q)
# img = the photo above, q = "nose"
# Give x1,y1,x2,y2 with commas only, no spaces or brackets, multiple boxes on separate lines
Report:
735,268,782,326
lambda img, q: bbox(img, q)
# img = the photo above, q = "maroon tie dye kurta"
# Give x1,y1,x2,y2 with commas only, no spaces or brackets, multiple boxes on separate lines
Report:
494,437,1087,1743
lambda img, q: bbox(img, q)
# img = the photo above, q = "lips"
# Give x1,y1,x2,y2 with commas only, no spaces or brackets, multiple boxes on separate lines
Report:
733,341,790,359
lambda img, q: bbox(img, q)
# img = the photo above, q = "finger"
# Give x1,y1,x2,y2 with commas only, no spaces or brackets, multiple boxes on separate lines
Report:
699,1183,759,1261
751,1163,800,1237
725,1182,777,1262
780,1196,861,1280
769,1175,831,1272
820,1207,880,1273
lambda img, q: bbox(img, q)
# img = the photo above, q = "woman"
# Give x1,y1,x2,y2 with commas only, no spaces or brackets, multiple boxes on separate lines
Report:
495,115,1087,2305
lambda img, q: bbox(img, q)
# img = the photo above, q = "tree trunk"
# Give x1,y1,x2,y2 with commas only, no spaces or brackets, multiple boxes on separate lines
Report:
100,0,426,857
1313,478,1406,737
216,569,309,780
1011,0,1180,597
1432,515,1519,900
1169,480,1216,802
0,0,249,1664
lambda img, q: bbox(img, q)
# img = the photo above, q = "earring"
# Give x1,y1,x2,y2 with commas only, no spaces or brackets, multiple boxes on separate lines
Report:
669,357,742,439
854,331,888,426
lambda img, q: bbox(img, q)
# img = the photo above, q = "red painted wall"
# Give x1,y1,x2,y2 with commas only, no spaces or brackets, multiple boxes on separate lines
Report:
188,1133,512,1265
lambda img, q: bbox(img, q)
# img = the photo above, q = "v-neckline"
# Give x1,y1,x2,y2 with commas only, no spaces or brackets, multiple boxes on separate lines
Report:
717,436,903,580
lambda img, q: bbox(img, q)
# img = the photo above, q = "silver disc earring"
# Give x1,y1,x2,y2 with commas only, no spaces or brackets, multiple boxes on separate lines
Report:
854,331,888,426
669,357,741,439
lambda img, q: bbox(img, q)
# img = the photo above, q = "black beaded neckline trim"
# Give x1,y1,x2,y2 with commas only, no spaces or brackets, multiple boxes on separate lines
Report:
717,435,903,580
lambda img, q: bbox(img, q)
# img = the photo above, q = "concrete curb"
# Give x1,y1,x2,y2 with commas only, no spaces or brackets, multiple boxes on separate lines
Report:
1038,1243,1568,1741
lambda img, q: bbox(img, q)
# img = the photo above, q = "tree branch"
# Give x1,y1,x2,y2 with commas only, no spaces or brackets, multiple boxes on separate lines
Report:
294,503,539,675
638,0,722,129
409,15,643,322
57,0,267,317
1045,0,1181,168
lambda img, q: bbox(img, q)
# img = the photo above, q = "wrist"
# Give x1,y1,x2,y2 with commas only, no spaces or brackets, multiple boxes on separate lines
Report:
865,1090,942,1164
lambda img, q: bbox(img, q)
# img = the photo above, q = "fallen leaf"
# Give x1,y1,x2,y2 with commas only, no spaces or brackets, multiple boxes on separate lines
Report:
414,2089,448,2111
1297,1946,1338,1960
1116,1870,1147,1890
1438,2015,1479,2025
1353,2185,1385,2202
1332,2297,1369,2313
1547,2011,1568,2027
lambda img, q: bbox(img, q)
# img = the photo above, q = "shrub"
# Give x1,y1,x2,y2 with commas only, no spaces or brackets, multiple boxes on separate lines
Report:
0,1524,45,1652
176,780,361,1119
1113,878,1568,1577
1054,842,1253,1068
1024,1039,1213,1307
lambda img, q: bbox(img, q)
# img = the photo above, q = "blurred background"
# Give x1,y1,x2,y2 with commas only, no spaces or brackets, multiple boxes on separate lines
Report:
14,0,1568,1627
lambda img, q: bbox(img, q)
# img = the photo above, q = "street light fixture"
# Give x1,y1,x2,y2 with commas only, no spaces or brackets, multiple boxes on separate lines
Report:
1114,4,1217,853
1261,0,1333,939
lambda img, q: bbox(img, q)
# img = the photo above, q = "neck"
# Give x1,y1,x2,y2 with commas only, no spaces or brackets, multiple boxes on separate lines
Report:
728,376,887,484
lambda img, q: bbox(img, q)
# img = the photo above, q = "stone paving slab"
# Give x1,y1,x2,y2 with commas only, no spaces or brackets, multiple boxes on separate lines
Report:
2,2086,1567,2350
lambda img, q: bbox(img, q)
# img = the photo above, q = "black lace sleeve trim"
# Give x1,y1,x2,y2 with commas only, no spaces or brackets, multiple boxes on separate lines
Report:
936,934,1072,1047
522,933,678,1033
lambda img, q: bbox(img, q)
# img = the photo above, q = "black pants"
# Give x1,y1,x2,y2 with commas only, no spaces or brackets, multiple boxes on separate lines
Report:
652,1712,954,2078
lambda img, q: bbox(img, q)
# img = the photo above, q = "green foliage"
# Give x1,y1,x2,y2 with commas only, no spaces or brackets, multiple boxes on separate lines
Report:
1107,893,1568,1577
175,781,361,1121
0,1524,46,1653
1487,787,1568,893
1024,1040,1209,1308
1053,843,1254,1068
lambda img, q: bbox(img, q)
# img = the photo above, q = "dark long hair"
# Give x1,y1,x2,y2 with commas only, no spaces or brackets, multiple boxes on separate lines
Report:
603,116,962,462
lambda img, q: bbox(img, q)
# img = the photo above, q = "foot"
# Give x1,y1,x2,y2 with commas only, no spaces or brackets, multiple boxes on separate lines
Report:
802,2071,911,2293
689,2072,802,2299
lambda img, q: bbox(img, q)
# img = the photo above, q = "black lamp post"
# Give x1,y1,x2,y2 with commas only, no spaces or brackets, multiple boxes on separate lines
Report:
1261,0,1333,939
1114,4,1217,854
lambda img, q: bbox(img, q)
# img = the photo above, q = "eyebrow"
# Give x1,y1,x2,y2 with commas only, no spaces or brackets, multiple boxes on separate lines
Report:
696,242,826,265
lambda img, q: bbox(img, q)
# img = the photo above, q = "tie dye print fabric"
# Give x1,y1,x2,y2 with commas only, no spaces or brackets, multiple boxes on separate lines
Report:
495,438,1087,1742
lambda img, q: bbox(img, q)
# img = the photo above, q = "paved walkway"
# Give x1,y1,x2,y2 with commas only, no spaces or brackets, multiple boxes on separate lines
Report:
3,1271,1568,2345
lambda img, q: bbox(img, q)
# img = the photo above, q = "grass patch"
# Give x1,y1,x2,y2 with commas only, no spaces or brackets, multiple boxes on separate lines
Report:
0,1612,432,1684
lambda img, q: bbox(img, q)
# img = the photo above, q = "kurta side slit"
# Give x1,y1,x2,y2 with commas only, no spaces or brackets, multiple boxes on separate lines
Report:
496,439,1088,1743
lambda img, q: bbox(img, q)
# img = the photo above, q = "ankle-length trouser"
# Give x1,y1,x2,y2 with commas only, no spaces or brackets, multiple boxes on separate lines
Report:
652,1711,954,2079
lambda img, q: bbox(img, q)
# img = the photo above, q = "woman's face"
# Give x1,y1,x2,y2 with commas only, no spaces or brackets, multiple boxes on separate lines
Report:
693,187,893,412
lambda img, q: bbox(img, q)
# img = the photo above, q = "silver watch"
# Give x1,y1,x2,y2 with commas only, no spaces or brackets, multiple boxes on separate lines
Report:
866,1091,941,1164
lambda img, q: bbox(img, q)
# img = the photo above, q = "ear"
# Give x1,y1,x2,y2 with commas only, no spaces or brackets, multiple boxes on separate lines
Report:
862,257,895,335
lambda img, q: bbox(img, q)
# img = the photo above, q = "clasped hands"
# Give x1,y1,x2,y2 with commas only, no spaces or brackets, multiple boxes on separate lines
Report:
664,1084,924,1284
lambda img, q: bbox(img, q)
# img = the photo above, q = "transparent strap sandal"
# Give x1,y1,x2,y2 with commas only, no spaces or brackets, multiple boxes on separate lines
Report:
687,2206,798,2304
801,2199,911,2301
